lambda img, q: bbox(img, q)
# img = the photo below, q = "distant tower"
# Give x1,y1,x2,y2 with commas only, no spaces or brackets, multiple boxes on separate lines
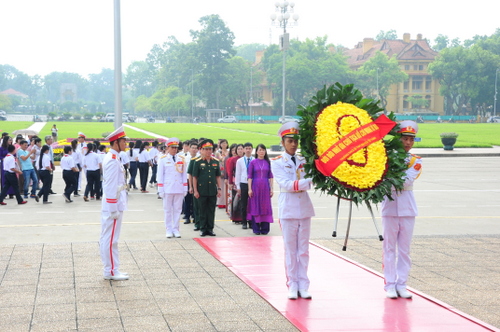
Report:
60,83,77,102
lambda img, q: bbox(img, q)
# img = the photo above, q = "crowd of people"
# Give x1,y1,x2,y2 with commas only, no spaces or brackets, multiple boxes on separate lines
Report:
1,120,421,301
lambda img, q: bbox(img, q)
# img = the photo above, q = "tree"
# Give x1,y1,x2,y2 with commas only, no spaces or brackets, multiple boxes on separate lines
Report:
149,87,189,119
406,95,429,109
262,37,352,114
376,30,398,41
429,45,500,115
125,61,155,98
88,69,114,111
43,71,88,103
190,14,236,109
354,52,408,109
0,94,12,111
235,43,267,62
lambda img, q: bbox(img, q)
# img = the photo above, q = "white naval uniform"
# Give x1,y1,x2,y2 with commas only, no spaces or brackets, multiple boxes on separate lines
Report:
100,149,128,277
381,153,422,291
271,152,315,292
157,153,188,237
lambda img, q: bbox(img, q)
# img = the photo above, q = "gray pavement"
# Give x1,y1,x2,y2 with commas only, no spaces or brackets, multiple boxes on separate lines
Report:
0,153,499,331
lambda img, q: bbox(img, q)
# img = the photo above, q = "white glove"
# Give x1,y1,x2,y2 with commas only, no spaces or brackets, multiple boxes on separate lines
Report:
158,192,165,199
110,211,120,220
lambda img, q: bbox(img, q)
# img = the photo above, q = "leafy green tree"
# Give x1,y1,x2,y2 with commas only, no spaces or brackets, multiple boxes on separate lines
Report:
0,94,12,110
88,69,114,110
235,43,267,62
43,72,88,103
132,95,151,114
262,37,352,114
149,87,189,118
429,45,500,114
125,61,155,98
376,30,398,41
406,95,429,109
190,14,236,109
354,52,408,109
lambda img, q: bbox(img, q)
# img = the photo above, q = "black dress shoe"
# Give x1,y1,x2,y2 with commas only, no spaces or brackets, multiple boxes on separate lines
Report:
183,220,191,224
50,191,57,195
193,227,200,231
207,231,216,236
242,225,248,229
200,231,208,237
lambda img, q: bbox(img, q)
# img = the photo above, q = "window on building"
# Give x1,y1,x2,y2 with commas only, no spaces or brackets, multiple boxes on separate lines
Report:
412,76,423,92
425,76,432,92
403,81,409,92
404,65,410,71
419,65,424,70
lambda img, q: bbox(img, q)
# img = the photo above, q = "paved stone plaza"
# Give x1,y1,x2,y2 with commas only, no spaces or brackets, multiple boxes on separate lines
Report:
0,153,499,331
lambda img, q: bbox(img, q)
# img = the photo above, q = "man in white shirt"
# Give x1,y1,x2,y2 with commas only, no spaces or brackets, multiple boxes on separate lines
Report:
235,142,254,229
148,140,159,188
271,122,314,300
157,138,188,238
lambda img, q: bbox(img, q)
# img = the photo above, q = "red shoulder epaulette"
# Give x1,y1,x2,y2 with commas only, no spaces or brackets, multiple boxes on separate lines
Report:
112,154,117,159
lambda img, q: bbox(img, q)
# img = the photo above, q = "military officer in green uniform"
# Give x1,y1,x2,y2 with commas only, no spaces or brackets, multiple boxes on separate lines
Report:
187,145,201,231
192,139,221,236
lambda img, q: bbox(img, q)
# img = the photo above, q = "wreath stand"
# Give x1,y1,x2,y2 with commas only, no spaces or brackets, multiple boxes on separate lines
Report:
331,196,384,251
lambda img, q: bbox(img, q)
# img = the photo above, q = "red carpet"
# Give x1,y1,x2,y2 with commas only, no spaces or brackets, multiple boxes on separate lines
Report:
195,236,498,332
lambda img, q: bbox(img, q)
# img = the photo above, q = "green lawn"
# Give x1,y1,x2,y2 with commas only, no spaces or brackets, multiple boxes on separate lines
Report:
0,122,35,136
2,121,499,148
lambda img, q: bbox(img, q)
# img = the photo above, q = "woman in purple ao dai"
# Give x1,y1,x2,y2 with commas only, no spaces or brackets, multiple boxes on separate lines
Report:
247,144,274,235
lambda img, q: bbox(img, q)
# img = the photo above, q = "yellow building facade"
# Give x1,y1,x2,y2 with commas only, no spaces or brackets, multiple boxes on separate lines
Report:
345,33,444,115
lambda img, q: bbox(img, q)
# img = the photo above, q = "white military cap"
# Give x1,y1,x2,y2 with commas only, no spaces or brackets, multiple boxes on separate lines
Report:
105,126,127,142
278,121,300,138
397,120,418,137
166,137,180,147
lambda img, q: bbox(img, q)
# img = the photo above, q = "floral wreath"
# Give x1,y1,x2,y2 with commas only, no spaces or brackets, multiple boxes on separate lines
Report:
297,83,407,205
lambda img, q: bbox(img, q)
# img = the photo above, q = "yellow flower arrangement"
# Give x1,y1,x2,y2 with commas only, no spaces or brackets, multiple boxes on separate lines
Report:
315,102,387,191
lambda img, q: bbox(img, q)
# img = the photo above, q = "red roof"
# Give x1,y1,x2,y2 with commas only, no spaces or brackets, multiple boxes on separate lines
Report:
343,36,438,68
0,88,28,98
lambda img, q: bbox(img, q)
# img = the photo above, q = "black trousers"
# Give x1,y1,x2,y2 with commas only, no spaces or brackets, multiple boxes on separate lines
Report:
128,161,138,188
138,162,149,191
38,170,51,202
149,164,157,184
0,172,23,203
239,183,250,226
74,164,81,194
63,170,77,199
85,170,101,199
198,195,216,232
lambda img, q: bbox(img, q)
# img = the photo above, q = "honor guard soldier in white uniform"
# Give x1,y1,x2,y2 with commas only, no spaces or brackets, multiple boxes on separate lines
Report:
157,137,188,238
382,120,422,299
100,126,129,281
271,122,315,300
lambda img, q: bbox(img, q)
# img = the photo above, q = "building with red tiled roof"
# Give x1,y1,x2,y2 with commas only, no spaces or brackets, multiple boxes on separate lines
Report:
0,88,28,99
344,33,444,115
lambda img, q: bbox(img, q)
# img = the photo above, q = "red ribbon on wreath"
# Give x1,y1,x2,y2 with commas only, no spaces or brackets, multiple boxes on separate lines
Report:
315,114,396,177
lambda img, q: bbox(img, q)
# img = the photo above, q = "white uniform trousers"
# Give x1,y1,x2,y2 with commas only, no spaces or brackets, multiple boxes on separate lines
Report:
280,217,311,291
382,216,415,291
100,212,123,276
163,193,184,235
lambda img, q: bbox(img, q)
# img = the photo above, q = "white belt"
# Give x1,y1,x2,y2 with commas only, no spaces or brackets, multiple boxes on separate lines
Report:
280,189,305,193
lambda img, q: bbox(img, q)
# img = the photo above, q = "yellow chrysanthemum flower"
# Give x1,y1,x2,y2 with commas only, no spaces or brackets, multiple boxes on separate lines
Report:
315,102,387,190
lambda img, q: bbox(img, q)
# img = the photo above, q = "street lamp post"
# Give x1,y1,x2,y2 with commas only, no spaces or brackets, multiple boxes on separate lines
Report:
113,0,123,129
494,68,499,117
191,69,194,121
271,1,299,119
250,65,253,122
376,68,380,100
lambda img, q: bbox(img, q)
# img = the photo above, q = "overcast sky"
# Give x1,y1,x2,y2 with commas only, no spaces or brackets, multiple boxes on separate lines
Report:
1,0,498,78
